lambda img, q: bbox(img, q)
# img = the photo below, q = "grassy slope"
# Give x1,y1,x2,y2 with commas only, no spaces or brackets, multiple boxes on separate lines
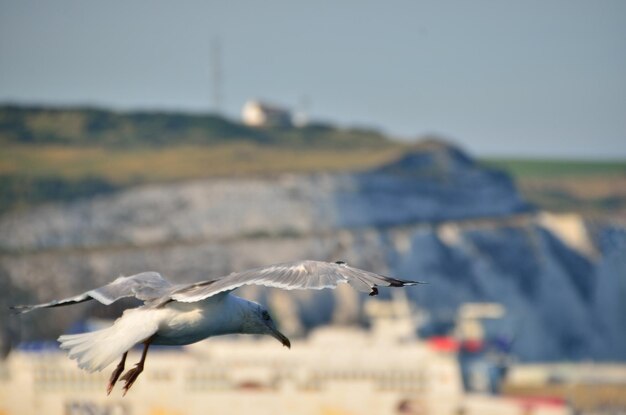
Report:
482,158,626,218
482,158,626,178
0,143,404,183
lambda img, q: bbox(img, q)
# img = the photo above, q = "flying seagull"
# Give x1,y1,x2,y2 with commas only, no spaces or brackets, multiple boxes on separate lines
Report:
11,260,423,396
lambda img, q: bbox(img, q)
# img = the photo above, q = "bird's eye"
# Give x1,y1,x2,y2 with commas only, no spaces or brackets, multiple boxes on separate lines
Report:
262,312,270,321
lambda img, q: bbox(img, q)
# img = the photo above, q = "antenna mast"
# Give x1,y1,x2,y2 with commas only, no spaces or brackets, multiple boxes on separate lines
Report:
211,37,222,114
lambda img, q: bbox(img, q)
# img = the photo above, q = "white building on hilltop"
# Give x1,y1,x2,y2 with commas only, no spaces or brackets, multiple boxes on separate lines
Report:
242,100,293,127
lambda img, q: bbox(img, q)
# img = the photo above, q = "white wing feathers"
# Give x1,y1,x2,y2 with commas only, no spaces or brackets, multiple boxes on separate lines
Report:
10,272,172,314
11,261,424,313
171,260,424,303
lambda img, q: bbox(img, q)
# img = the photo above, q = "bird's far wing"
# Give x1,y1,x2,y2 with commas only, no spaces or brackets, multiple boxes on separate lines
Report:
10,271,172,314
170,260,425,303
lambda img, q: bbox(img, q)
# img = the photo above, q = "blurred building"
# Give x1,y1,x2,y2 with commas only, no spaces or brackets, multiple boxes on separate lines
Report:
504,363,626,414
241,100,293,127
0,296,571,415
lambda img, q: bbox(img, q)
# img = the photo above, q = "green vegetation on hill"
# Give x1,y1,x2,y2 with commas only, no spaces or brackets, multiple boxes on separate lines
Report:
0,105,389,148
482,158,626,178
482,158,626,218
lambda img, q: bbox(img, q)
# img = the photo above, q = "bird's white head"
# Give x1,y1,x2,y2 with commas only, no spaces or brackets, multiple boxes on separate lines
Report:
241,303,291,349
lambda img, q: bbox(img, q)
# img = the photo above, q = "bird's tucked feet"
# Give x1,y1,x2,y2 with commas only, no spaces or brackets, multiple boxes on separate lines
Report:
119,335,153,396
120,364,144,396
107,352,127,395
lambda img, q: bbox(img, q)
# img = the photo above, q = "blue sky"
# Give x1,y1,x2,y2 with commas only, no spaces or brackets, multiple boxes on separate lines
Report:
1,0,625,157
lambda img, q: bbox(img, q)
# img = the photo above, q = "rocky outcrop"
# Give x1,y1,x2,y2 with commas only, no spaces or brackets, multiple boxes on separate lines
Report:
0,142,529,252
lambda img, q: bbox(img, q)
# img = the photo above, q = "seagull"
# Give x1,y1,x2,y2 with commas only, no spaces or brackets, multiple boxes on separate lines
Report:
11,260,423,396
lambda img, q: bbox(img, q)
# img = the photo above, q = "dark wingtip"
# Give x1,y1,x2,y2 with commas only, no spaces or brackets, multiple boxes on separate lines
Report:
388,278,428,287
9,305,32,315
335,260,346,265
369,287,379,296
406,280,429,285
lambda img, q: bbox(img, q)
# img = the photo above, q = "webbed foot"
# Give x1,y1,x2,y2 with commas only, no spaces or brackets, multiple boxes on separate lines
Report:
120,364,144,396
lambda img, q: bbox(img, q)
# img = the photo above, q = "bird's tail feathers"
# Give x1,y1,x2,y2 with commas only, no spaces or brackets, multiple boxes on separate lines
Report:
58,330,120,373
58,309,159,373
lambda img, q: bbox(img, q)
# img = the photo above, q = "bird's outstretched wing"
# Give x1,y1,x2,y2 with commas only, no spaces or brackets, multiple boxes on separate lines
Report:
10,272,172,314
171,260,425,303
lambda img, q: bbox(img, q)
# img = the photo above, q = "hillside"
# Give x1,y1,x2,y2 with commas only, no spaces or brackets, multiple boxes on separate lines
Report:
0,105,404,214
1,105,625,218
2,142,625,362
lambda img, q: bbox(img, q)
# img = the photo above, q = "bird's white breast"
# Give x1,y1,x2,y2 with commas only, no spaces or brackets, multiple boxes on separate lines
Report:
151,295,244,346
